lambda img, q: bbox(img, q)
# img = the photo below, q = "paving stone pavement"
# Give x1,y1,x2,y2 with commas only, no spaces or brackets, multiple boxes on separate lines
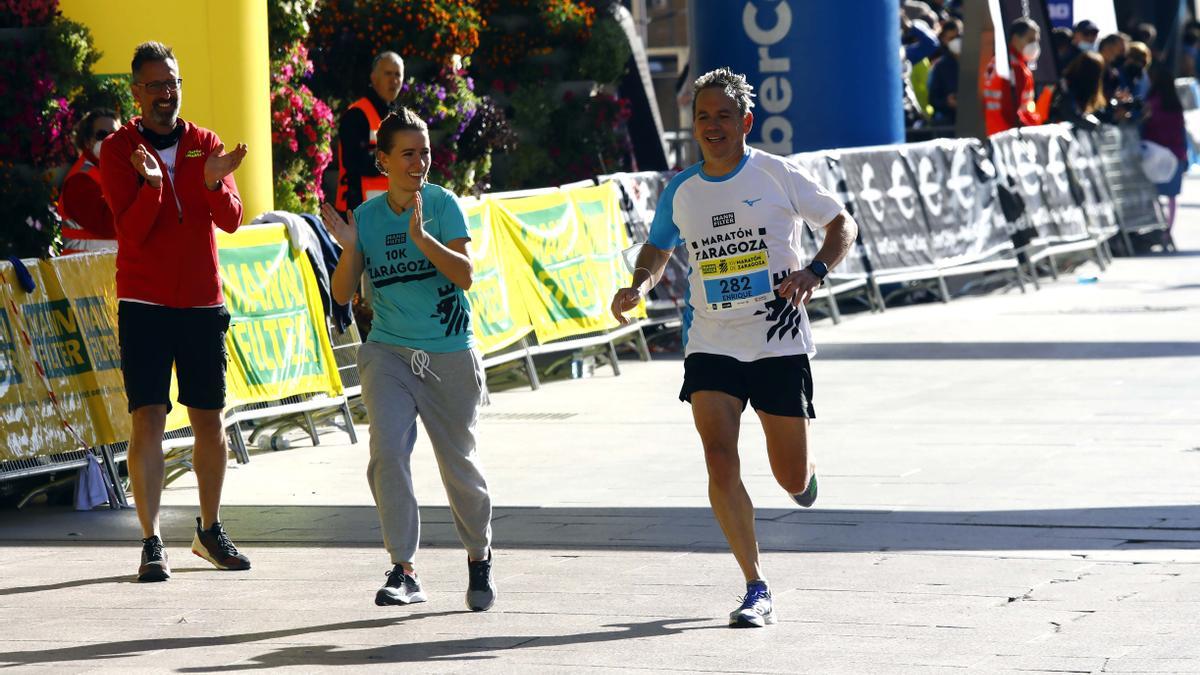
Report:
1,191,1198,673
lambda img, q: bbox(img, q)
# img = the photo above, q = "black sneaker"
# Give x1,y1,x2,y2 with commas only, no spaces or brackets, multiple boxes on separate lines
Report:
138,535,170,582
376,565,427,605
191,518,251,570
729,580,775,627
466,550,496,611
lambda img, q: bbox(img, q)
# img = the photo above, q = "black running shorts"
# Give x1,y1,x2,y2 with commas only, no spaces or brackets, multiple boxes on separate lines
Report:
679,352,816,418
118,301,231,413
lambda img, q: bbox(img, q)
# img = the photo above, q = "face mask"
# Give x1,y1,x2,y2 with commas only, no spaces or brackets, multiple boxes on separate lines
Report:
92,140,103,158
948,37,962,56
1079,41,1095,52
1023,41,1041,62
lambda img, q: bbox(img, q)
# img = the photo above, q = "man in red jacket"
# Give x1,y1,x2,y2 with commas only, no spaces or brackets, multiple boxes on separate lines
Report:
983,17,1045,135
100,41,251,582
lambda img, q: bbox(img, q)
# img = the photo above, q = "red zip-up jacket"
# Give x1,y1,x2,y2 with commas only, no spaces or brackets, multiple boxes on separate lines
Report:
99,117,243,307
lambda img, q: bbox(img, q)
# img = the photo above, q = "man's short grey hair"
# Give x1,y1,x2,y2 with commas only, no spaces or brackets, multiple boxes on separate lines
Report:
692,67,756,116
131,41,176,78
372,51,404,72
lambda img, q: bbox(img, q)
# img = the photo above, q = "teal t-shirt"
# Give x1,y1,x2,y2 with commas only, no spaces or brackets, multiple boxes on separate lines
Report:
354,183,473,352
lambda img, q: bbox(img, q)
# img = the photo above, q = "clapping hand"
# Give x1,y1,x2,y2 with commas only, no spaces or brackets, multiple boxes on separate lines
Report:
408,191,428,241
204,143,248,190
130,144,163,189
320,202,358,250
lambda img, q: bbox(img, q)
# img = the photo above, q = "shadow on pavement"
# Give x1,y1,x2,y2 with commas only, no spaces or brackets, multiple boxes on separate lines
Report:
0,614,715,668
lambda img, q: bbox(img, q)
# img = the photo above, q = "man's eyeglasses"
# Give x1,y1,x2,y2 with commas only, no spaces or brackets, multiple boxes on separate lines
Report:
94,129,113,141
136,78,183,94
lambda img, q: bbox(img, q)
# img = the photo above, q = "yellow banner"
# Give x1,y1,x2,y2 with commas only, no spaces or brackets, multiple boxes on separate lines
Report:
216,224,343,407
463,198,534,355
38,252,132,445
491,182,642,343
0,259,104,461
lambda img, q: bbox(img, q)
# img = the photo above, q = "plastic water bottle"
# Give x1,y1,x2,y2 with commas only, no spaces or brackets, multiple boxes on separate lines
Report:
255,435,292,451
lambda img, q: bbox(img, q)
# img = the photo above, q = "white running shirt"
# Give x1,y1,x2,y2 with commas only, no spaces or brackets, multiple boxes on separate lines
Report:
647,147,844,361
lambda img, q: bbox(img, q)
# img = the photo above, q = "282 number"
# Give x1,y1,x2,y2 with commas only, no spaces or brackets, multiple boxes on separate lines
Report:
719,276,751,294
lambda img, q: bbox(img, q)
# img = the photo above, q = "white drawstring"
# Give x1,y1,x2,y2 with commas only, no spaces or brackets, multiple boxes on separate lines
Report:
408,349,441,382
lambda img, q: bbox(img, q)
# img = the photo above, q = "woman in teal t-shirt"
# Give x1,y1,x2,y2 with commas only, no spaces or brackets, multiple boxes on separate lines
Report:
320,108,496,612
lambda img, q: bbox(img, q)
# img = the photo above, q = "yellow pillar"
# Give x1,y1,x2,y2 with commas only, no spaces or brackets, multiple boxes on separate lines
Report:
59,0,273,220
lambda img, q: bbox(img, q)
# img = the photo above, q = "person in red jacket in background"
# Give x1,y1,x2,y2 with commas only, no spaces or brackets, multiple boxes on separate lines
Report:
58,108,120,254
99,41,250,583
983,17,1045,135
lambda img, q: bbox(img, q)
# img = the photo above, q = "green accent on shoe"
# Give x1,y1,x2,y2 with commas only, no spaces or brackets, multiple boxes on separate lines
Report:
791,473,818,508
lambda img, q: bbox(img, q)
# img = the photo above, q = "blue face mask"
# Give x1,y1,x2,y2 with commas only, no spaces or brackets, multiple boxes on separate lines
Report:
1079,41,1096,52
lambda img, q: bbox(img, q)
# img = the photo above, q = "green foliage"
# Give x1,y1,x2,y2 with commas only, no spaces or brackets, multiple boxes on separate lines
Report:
573,13,629,85
268,0,318,57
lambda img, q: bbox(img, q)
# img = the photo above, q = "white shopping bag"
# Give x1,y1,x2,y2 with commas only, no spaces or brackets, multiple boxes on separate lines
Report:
1140,140,1179,184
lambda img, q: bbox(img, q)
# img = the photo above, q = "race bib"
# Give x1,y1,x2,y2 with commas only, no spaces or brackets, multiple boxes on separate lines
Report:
699,250,773,311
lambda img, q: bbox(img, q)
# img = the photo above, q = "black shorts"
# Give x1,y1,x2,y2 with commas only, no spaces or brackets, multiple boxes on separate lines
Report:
679,352,816,418
118,301,230,413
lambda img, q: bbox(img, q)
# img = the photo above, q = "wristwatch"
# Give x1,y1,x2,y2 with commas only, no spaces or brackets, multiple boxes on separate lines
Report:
806,260,829,280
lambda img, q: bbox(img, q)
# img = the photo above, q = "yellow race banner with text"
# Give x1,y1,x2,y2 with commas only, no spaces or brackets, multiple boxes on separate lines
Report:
462,198,534,355
0,258,106,460
491,182,642,343
216,224,343,409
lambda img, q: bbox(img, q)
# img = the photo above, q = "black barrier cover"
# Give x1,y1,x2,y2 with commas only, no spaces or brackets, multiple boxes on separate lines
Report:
901,138,1012,265
788,152,869,276
1094,125,1166,233
1068,127,1120,237
988,129,1057,246
836,148,937,274
1020,125,1090,243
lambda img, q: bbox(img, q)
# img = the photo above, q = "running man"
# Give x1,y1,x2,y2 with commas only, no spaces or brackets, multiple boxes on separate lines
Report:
610,67,859,628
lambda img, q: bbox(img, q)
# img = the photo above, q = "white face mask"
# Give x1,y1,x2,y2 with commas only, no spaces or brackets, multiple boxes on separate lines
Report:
948,37,962,56
1023,41,1041,63
92,140,103,159
1079,41,1095,52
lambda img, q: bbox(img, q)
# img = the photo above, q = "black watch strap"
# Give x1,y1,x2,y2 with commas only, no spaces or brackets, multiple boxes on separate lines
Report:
806,260,829,279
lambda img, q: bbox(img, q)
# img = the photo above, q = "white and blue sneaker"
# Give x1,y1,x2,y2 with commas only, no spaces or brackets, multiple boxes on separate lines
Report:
729,580,775,627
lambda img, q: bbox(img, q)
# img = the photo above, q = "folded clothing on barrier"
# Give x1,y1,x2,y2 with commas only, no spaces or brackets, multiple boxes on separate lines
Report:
252,210,351,335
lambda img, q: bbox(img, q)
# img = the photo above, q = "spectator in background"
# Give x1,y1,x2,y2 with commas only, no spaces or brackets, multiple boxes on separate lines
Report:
982,17,1044,135
902,7,940,64
1099,33,1130,102
1048,51,1107,129
928,18,961,125
1125,41,1152,102
335,51,404,215
1140,64,1187,247
1073,19,1100,53
59,108,120,254
1052,27,1077,69
901,8,939,126
1133,22,1157,56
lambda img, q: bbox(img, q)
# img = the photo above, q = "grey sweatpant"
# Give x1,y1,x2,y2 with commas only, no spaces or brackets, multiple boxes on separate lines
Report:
357,341,492,564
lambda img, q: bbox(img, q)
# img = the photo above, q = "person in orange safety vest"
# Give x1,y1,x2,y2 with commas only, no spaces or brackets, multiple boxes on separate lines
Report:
983,17,1045,136
58,108,121,254
335,51,404,213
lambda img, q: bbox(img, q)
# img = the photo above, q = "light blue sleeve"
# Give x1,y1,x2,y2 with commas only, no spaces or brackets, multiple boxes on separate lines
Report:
433,186,469,244
353,202,368,257
647,172,687,250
